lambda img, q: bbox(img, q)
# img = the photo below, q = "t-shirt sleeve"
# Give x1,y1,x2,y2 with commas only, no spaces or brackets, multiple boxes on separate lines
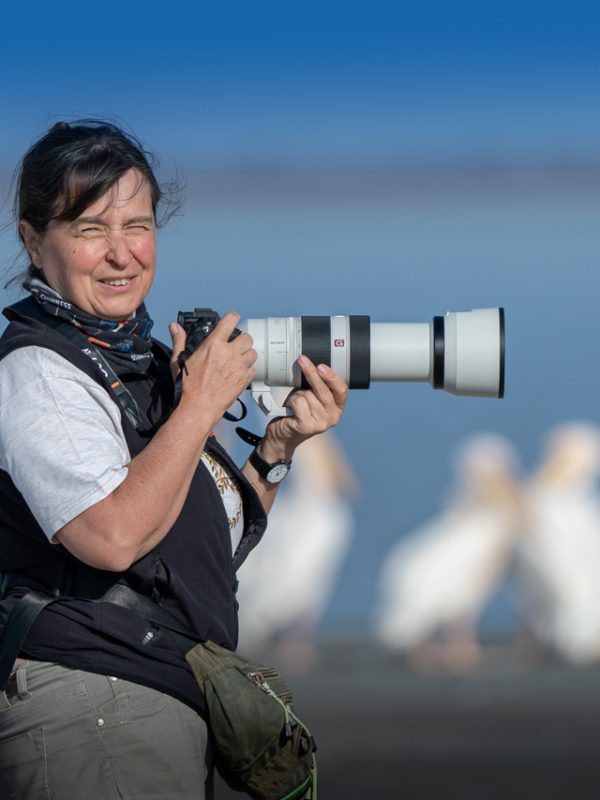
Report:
0,346,131,539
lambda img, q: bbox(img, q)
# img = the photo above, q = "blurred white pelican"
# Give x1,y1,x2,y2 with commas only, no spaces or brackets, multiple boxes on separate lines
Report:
374,433,523,671
516,421,600,664
237,431,357,666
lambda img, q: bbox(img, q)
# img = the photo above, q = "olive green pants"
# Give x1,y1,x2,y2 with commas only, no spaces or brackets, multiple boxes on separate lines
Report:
0,661,210,799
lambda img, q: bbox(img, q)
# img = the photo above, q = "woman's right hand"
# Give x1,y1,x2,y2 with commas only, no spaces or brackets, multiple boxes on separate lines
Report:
169,311,257,429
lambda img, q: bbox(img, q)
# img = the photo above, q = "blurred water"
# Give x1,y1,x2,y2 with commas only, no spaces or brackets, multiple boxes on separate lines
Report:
1,181,598,633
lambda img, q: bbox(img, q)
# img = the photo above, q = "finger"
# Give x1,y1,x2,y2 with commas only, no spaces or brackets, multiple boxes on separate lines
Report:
231,331,255,354
297,356,347,410
212,311,241,340
291,370,336,421
314,362,349,407
169,322,187,372
243,347,258,367
283,391,315,427
286,390,331,428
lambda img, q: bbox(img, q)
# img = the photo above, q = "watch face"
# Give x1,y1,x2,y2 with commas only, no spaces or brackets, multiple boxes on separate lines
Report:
266,463,290,483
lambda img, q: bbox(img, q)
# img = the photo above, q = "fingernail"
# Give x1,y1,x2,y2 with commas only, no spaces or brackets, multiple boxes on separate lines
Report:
298,355,308,366
317,364,329,376
169,323,178,335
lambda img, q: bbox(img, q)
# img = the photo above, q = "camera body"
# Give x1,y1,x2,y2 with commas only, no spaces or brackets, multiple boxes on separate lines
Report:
178,307,505,417
177,308,241,350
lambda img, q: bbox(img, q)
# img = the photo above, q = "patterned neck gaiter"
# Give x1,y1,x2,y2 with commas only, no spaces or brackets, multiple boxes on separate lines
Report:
25,276,155,373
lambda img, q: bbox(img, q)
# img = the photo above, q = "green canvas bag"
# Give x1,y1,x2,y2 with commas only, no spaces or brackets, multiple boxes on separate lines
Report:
185,640,317,800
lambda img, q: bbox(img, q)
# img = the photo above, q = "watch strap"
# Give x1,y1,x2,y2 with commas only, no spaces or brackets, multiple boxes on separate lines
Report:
236,427,263,447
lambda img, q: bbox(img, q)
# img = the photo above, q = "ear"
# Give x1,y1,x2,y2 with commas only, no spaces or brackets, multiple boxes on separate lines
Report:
19,220,43,269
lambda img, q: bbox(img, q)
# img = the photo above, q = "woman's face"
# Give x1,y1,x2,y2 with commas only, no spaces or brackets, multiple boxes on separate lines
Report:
20,169,157,321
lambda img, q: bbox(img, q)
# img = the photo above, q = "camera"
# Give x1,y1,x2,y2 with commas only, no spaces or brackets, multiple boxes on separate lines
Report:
177,308,241,349
178,307,505,416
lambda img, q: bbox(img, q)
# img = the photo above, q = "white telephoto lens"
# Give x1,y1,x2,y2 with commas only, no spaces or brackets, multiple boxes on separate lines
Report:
240,307,504,398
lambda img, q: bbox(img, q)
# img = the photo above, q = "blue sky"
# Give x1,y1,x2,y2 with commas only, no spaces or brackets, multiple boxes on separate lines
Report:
2,1,600,169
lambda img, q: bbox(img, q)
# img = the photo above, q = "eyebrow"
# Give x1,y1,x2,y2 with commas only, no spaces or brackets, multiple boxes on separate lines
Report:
73,215,155,226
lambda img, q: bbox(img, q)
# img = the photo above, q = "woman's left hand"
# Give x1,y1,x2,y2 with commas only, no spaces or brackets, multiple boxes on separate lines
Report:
257,355,349,464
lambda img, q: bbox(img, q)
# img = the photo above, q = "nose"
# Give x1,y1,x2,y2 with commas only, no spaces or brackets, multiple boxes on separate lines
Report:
105,233,132,269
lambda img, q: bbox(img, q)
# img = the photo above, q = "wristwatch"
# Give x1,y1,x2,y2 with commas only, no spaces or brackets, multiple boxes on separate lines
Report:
249,447,292,484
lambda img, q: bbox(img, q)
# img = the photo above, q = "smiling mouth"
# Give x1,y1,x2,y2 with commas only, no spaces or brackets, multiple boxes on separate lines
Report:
101,278,132,286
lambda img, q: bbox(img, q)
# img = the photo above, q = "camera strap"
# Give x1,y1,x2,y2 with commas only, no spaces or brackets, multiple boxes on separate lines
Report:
223,399,248,423
80,344,148,431
5,301,151,432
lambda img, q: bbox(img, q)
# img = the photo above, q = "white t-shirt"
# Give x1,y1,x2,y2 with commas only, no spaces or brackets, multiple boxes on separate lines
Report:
0,345,244,552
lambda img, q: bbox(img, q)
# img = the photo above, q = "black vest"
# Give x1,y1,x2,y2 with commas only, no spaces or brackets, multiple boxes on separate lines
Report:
0,298,267,712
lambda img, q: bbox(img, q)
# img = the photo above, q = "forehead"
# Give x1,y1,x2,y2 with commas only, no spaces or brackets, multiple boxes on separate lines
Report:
78,169,153,218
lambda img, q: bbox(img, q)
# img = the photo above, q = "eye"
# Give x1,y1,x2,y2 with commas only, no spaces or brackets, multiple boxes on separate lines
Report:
126,224,153,233
77,225,104,236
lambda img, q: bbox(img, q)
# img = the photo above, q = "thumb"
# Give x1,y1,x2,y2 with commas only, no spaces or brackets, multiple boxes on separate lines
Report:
169,322,187,379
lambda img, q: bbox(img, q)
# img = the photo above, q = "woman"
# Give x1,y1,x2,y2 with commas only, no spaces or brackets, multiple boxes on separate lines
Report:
0,120,348,799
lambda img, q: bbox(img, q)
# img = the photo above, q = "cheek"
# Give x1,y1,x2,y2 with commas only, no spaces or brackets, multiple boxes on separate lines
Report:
41,245,85,281
136,239,157,271
65,243,103,273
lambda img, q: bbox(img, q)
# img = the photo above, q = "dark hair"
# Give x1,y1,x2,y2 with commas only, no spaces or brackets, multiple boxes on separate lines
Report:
12,118,181,285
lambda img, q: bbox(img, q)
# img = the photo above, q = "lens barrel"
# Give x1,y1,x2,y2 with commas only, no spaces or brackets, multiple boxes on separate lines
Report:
238,307,505,399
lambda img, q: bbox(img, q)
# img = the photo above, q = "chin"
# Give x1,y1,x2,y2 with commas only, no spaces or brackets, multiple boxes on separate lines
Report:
98,306,137,322
103,296,144,318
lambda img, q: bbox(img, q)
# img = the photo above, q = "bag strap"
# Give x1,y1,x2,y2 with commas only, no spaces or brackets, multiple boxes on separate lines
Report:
0,582,200,689
0,590,59,687
100,584,199,650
